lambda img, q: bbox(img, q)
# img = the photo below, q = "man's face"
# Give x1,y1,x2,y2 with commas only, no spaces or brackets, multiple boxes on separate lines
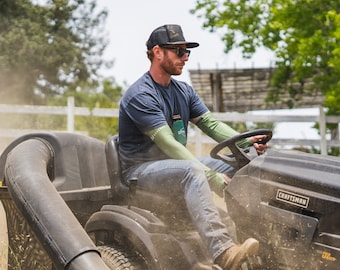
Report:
159,45,190,76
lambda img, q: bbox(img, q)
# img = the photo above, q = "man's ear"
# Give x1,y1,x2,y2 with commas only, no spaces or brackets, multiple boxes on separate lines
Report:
153,45,163,59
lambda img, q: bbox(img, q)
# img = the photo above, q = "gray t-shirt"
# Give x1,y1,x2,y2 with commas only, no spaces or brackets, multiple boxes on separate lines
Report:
118,72,208,171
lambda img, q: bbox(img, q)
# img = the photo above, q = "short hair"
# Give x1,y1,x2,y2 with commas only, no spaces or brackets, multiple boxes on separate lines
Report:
146,49,154,61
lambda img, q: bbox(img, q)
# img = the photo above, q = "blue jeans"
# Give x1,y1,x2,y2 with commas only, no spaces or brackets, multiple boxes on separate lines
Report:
123,157,235,261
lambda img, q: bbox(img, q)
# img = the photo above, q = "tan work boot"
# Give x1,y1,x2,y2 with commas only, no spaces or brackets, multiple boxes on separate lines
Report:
215,238,259,270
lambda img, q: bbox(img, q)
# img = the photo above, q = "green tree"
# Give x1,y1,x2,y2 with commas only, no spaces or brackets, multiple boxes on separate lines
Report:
45,78,122,141
0,0,110,104
191,0,340,111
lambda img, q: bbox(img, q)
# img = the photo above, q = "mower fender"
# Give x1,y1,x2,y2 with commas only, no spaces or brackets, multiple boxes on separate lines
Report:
85,205,168,270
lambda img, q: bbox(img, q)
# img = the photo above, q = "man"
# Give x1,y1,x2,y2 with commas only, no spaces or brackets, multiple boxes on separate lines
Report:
118,24,268,270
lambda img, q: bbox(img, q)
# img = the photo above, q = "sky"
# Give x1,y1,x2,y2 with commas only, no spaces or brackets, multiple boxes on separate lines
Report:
95,0,320,141
96,0,275,86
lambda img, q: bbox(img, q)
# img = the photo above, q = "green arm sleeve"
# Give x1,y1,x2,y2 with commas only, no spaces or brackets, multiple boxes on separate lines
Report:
146,124,227,196
195,112,251,148
146,125,200,161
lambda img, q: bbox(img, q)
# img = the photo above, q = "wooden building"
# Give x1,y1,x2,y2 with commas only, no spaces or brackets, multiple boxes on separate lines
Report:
189,68,324,113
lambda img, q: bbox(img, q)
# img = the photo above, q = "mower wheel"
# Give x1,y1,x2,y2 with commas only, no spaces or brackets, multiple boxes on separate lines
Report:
97,245,148,270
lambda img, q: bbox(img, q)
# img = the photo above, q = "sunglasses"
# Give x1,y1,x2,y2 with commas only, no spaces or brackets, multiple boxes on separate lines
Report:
160,45,191,58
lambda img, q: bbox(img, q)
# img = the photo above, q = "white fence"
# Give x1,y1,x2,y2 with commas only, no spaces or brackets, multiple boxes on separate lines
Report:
1,97,340,155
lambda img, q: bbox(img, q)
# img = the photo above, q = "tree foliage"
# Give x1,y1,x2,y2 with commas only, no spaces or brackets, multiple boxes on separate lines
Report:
46,78,122,141
0,78,122,141
0,0,110,104
191,0,340,112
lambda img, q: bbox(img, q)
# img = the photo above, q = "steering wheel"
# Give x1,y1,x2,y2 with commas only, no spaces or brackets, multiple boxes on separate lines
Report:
210,129,272,170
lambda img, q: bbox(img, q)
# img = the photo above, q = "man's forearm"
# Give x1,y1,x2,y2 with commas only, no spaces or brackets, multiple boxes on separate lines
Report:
146,125,199,161
195,112,250,147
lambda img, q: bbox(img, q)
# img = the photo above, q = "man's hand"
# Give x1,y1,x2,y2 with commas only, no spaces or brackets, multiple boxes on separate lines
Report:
206,170,232,197
250,135,269,155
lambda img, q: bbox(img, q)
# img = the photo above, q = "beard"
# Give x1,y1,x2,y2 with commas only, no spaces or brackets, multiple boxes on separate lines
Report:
160,53,184,76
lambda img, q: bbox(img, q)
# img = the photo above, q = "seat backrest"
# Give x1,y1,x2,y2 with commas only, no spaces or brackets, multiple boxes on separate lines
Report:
105,135,128,197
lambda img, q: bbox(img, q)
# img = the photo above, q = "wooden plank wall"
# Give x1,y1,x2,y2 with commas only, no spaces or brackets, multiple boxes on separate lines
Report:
189,68,324,112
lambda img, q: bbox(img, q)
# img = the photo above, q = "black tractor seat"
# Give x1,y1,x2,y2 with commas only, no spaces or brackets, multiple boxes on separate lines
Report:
105,135,192,228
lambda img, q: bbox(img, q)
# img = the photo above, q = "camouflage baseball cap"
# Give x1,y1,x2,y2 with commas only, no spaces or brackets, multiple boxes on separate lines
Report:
146,24,199,50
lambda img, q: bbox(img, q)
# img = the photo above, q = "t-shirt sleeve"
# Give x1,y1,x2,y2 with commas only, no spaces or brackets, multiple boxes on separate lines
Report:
124,91,168,134
189,85,209,119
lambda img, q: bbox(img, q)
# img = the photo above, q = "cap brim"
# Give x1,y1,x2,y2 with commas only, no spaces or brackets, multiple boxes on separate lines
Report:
165,41,199,48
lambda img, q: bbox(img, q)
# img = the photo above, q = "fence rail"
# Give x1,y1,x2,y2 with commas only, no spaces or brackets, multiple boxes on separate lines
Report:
1,97,339,155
